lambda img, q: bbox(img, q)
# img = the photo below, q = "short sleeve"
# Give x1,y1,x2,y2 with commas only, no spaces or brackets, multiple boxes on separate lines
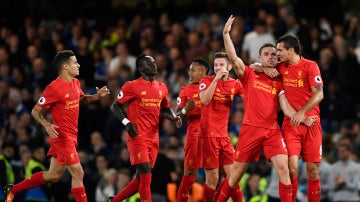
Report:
37,85,58,108
308,61,323,87
116,81,135,104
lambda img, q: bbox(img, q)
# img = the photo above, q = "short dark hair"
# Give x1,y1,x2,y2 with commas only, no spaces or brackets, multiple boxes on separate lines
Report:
193,58,210,70
276,34,300,54
53,50,75,70
259,43,276,55
136,53,147,69
214,52,230,61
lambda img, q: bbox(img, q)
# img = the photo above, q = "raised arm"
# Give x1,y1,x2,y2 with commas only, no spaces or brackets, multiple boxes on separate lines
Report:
199,79,217,105
223,15,246,78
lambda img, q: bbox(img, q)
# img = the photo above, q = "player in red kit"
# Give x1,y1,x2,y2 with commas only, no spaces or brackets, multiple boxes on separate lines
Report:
176,58,209,202
199,51,244,202
252,34,324,202
108,53,181,202
4,50,110,202
276,34,324,202
217,15,318,202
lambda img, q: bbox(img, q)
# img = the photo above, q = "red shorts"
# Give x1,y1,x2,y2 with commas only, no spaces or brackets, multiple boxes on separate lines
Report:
234,125,288,163
48,140,80,165
199,137,234,169
183,138,200,169
127,138,159,168
282,120,322,162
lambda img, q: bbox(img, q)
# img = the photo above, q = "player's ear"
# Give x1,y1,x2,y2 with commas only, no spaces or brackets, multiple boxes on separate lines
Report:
62,63,69,70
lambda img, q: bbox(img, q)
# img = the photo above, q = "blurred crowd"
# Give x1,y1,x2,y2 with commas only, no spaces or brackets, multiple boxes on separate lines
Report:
1,0,360,201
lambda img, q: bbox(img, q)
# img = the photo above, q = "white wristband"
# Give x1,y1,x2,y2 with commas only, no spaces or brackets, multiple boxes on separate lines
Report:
181,108,187,115
122,118,130,126
278,90,285,97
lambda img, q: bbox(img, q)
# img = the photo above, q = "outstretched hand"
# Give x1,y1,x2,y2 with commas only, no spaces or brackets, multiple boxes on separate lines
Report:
96,86,110,98
223,15,235,35
125,122,138,138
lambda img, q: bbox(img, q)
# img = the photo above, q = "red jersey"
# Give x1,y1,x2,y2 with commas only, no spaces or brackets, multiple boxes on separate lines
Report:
37,77,84,144
241,66,283,129
278,57,323,119
177,83,202,139
199,76,243,137
116,77,170,141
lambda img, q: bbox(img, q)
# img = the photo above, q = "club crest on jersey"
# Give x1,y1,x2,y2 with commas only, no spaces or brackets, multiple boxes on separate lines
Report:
177,97,181,105
38,97,46,105
199,83,206,90
314,76,322,83
117,91,124,99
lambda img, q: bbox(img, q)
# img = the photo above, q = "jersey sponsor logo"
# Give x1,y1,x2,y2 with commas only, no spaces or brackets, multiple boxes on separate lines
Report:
176,97,181,105
314,76,322,83
199,83,206,90
38,97,46,105
117,91,124,99
159,90,163,97
141,91,146,95
65,93,69,98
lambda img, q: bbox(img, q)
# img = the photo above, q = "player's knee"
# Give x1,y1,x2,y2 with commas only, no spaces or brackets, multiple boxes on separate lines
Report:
206,172,219,187
46,172,63,182
277,164,290,177
72,168,84,180
306,163,320,179
289,167,298,178
184,169,197,176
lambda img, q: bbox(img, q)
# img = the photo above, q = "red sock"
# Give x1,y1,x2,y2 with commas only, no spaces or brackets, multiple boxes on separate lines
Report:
71,186,87,202
203,184,215,202
307,178,321,202
230,184,243,202
139,173,152,201
113,178,139,202
12,172,45,195
291,177,298,202
215,179,226,200
216,178,232,202
177,175,196,202
279,181,292,202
